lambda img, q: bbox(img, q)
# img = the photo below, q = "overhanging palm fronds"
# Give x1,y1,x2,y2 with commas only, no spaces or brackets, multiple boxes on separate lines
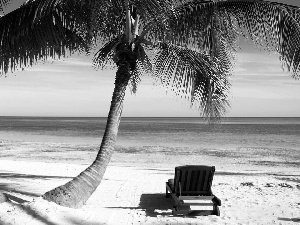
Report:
165,1,218,49
135,0,174,24
91,0,175,43
93,36,122,69
0,0,94,75
93,36,153,94
223,0,300,79
128,42,153,93
91,1,126,41
147,1,236,120
134,43,153,74
153,42,230,120
134,0,174,37
163,0,300,79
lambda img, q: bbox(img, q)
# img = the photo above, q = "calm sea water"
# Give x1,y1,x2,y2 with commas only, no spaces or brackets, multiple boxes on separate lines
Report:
0,117,300,150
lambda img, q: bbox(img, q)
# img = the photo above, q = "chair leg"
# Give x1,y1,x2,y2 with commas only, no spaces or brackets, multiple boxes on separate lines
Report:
166,186,170,198
172,206,177,215
172,205,191,216
213,204,220,216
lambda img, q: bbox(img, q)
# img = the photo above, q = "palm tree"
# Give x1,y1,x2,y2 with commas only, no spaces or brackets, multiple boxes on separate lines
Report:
0,0,299,208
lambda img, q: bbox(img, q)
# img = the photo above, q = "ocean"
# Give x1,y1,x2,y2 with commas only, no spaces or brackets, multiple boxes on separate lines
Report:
0,117,299,165
0,117,300,147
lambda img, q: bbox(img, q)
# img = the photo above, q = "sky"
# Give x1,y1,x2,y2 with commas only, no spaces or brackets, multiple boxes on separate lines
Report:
0,0,300,117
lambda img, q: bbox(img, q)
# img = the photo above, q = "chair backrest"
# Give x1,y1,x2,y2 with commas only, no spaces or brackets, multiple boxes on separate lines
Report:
174,165,215,196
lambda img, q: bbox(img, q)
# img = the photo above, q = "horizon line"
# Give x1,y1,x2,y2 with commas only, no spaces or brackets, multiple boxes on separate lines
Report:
0,116,299,118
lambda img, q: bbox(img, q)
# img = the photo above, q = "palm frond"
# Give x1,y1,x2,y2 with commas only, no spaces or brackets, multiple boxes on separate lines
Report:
192,72,231,123
223,0,300,79
128,67,141,94
165,0,300,79
134,43,153,74
153,42,230,120
93,36,121,69
127,42,153,94
91,0,175,42
144,0,238,66
0,0,94,75
204,5,238,76
134,0,174,36
161,1,216,49
92,0,126,41
135,0,173,22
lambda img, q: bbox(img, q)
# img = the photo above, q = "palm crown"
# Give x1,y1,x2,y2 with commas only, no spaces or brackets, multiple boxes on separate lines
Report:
0,0,299,208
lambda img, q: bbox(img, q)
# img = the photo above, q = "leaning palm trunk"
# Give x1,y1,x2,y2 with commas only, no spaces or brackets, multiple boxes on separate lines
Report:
43,60,131,208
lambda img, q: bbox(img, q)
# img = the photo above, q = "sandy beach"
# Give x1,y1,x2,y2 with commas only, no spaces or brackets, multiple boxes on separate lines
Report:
0,141,299,225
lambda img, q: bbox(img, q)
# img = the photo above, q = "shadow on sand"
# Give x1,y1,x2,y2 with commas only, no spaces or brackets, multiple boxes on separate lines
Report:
64,217,105,225
0,200,60,225
0,172,74,197
139,193,173,217
0,184,40,198
278,217,300,222
1,193,103,225
106,193,173,217
0,172,73,180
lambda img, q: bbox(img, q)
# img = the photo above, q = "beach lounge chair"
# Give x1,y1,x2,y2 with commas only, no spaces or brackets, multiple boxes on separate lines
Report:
166,165,221,216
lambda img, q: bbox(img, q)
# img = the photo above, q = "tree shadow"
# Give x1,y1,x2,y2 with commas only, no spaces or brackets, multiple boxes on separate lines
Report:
4,192,30,204
216,171,264,176
138,193,173,217
0,218,11,225
275,177,300,184
278,217,300,222
250,160,300,167
65,218,105,225
105,193,173,217
0,184,40,197
0,172,74,198
0,172,73,180
3,201,60,225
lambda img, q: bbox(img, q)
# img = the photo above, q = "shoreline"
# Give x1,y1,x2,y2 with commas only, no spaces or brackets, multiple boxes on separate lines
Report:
1,139,299,172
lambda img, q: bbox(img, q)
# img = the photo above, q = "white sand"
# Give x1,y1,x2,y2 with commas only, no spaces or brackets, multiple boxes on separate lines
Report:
0,153,299,225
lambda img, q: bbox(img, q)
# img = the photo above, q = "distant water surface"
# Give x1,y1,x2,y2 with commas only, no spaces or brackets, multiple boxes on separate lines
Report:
0,117,300,149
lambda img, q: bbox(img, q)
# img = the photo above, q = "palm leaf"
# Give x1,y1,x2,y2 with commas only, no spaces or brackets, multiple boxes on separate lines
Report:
134,0,174,37
93,36,121,69
91,0,126,41
128,67,141,94
203,4,238,75
134,43,153,74
153,42,230,120
127,43,153,94
223,0,300,79
135,0,173,22
164,0,300,78
92,0,175,42
0,0,94,74
142,0,238,80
